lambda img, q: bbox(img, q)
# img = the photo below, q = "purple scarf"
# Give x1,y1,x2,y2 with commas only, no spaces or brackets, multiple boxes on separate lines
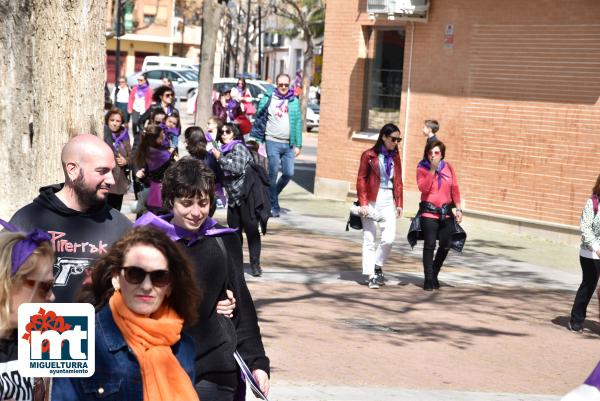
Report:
221,140,242,155
134,212,237,246
146,146,171,171
274,88,295,108
111,128,129,153
135,83,149,99
418,159,449,189
379,145,397,177
205,132,214,142
0,219,51,276
585,361,600,391
226,99,239,121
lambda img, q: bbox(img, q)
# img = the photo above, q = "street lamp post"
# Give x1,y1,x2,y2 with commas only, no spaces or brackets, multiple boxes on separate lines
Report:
114,0,123,84
242,0,251,75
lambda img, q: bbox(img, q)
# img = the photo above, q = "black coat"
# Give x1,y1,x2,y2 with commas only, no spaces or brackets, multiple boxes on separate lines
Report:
407,202,467,252
240,162,271,235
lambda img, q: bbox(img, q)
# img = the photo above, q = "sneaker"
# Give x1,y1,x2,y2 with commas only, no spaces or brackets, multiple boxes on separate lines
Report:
271,209,280,218
374,271,385,286
368,277,379,289
568,321,583,333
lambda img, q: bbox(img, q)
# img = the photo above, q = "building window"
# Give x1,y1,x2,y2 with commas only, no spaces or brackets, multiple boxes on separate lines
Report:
363,29,405,131
279,59,285,75
294,49,302,73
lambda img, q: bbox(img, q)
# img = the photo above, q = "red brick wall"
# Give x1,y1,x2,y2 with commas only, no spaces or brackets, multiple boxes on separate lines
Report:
317,0,600,226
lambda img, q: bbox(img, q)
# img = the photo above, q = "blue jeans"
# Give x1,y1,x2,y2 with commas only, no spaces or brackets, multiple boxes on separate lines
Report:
266,140,295,212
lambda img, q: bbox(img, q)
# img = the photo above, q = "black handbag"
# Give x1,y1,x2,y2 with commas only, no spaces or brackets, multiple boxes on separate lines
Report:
345,201,363,231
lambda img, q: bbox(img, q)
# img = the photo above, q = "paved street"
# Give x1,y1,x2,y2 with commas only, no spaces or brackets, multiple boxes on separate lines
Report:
128,106,593,401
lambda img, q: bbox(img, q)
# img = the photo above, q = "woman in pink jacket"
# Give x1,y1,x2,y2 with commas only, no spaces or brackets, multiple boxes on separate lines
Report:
416,140,463,291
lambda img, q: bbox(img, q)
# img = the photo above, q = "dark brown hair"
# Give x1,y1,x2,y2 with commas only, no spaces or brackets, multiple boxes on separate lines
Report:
104,108,125,126
423,139,446,161
593,174,600,195
134,124,164,168
91,226,201,324
161,157,215,209
373,123,401,155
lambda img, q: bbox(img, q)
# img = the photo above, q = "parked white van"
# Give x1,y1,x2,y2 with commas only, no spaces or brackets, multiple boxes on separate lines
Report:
142,56,199,71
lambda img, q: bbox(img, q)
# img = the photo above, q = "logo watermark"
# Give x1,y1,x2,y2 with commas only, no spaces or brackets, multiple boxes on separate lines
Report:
18,303,95,377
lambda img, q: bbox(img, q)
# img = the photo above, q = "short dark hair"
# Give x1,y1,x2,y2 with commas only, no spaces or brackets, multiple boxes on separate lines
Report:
184,126,204,143
424,119,439,134
423,139,446,161
104,108,125,125
373,123,401,154
216,122,243,144
161,157,215,209
91,226,202,324
153,85,174,103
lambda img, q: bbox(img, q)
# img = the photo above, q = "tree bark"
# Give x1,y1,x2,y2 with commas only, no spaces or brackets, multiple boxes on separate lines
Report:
195,0,225,126
0,0,106,218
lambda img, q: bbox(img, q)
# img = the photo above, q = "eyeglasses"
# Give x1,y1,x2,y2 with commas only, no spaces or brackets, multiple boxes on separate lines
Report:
428,150,441,156
164,94,173,98
277,83,290,88
222,129,233,135
23,278,54,296
387,136,402,143
137,79,145,82
121,266,171,287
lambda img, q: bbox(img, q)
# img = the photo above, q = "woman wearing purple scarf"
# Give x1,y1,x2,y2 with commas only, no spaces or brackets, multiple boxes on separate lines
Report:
213,89,242,124
356,123,404,289
103,108,132,211
135,158,270,401
134,124,176,216
212,123,265,278
0,220,54,401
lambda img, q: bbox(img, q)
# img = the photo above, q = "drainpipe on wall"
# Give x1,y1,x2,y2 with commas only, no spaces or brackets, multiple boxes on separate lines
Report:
402,21,415,184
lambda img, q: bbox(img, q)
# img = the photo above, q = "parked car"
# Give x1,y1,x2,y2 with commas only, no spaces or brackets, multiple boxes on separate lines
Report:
126,68,198,100
186,78,274,115
306,102,320,131
142,56,199,71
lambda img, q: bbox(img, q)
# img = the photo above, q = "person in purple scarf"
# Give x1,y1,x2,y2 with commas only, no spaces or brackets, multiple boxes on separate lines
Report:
213,89,242,124
135,158,270,401
103,108,132,211
134,124,176,216
356,123,404,289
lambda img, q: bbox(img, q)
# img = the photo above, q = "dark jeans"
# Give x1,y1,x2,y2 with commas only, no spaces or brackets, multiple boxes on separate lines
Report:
227,203,261,268
266,140,295,212
570,256,600,324
421,217,454,279
106,193,124,211
195,380,237,401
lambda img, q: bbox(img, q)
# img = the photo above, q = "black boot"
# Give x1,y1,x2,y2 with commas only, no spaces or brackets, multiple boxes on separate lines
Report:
251,265,262,277
433,265,441,289
423,278,434,291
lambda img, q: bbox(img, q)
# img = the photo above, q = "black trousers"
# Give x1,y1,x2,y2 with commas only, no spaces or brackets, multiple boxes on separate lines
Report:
421,217,454,279
227,202,261,268
570,256,600,324
106,193,123,211
195,380,237,401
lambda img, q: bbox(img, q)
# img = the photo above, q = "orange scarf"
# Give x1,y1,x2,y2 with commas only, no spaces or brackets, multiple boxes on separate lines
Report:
108,292,199,401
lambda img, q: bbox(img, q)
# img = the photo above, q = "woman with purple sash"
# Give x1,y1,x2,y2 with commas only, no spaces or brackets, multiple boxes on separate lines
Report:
134,124,175,216
135,158,270,401
103,108,132,211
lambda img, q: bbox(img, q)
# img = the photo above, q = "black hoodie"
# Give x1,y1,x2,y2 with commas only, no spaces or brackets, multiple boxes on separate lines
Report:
9,184,133,302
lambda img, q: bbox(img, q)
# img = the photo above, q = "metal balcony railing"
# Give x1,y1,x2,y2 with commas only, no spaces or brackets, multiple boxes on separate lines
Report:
367,0,430,19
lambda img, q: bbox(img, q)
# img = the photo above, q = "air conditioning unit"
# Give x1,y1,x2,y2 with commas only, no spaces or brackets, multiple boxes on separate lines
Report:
367,0,430,22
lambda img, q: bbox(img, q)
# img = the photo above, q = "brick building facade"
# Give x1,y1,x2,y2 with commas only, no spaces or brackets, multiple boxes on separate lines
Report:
315,0,600,228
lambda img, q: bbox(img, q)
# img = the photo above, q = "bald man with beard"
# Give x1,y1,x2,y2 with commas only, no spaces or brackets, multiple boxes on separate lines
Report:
10,134,132,302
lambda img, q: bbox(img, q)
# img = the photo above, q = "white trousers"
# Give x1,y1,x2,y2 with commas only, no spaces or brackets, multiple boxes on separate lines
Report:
361,188,397,276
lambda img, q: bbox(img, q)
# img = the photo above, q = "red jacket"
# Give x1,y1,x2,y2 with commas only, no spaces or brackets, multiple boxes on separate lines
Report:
356,148,403,208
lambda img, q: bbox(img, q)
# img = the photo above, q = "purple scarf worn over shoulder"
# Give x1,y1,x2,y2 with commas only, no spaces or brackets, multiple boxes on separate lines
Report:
135,212,237,246
135,83,150,99
221,140,243,155
111,128,129,153
147,146,171,171
418,159,449,189
379,145,397,177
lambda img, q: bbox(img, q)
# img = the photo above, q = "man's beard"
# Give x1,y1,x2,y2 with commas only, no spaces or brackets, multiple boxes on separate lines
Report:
72,169,108,210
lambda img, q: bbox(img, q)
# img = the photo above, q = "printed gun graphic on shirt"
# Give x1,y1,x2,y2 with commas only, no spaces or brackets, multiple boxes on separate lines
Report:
54,257,93,286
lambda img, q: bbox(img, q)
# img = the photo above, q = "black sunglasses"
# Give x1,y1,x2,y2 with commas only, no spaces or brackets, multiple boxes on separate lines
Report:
121,266,171,287
222,129,233,134
23,278,54,295
277,83,290,88
164,93,173,98
388,136,402,143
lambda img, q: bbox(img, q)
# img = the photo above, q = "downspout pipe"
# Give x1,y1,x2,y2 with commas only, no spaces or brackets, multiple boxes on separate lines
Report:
402,21,415,184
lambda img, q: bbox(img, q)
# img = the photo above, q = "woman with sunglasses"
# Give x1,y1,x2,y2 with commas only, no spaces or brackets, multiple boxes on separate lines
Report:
213,123,269,278
0,220,54,401
137,86,180,136
136,157,270,401
412,139,464,291
51,226,202,401
356,123,404,289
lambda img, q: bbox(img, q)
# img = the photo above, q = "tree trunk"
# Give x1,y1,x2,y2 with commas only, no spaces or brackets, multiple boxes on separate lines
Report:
195,0,225,127
0,0,106,218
